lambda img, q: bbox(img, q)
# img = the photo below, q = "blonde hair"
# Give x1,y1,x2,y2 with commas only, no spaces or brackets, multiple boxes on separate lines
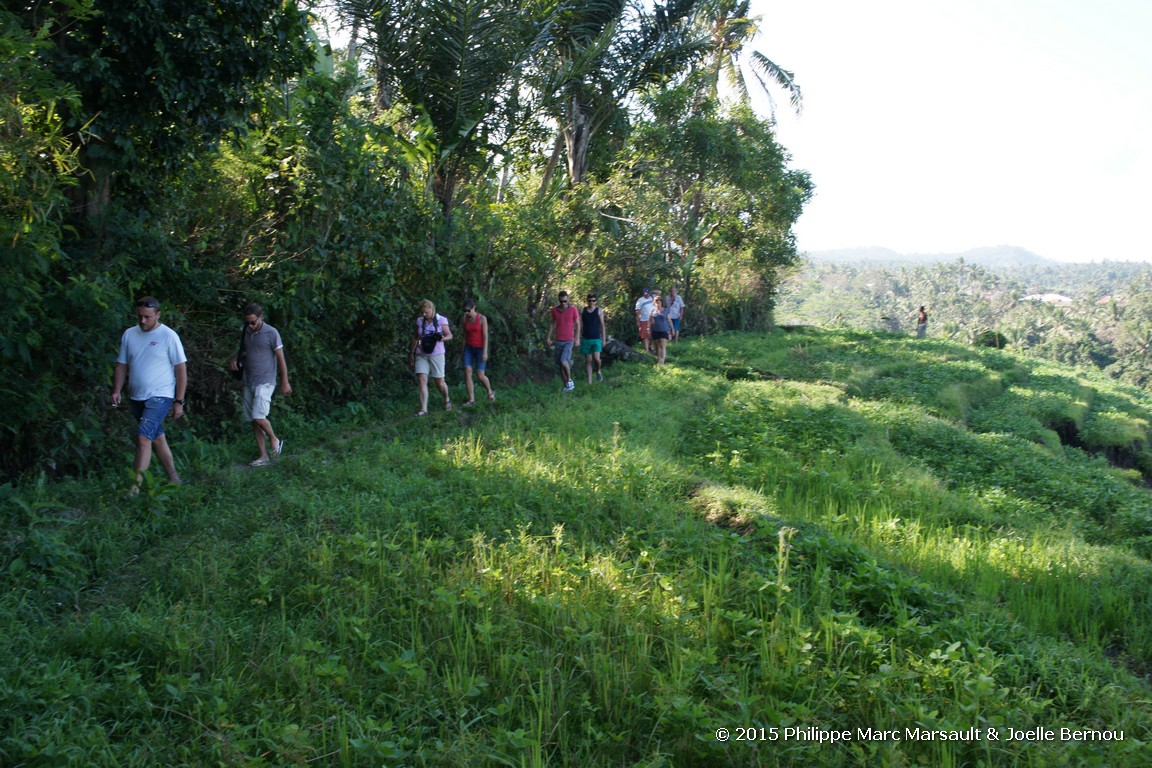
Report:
420,299,436,315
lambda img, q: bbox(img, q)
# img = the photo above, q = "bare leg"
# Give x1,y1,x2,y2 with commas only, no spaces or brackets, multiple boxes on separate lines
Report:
152,433,181,483
417,373,429,413
586,354,594,384
434,377,451,408
476,369,493,398
464,366,476,403
132,435,154,489
252,418,278,460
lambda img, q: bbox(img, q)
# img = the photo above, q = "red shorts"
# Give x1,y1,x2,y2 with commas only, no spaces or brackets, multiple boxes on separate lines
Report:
637,319,650,340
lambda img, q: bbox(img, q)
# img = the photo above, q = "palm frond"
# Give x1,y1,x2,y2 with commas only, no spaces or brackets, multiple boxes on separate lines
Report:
748,49,801,114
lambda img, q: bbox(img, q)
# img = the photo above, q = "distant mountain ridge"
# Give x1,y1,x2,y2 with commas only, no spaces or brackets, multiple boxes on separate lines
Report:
807,245,1052,266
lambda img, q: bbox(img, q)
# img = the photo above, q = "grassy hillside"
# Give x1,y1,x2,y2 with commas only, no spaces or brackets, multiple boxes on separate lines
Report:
3,329,1152,766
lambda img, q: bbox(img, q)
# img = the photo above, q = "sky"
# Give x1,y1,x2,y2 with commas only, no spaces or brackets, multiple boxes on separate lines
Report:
749,0,1152,262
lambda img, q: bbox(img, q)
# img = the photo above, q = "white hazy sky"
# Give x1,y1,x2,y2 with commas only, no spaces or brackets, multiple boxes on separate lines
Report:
750,0,1152,262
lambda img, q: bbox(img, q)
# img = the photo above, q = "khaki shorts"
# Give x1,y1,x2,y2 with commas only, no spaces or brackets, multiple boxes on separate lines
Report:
415,354,446,379
243,383,276,420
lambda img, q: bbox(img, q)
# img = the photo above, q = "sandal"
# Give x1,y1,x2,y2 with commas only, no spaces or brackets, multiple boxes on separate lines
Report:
488,391,496,401
462,400,476,407
414,410,428,417
249,458,270,467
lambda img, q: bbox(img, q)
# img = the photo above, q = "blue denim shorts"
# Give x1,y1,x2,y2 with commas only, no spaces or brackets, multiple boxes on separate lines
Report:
463,345,487,371
553,341,574,366
130,397,173,440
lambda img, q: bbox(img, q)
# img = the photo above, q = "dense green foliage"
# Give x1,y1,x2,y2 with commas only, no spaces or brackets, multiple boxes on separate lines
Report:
0,1,811,479
3,330,1151,765
777,258,1152,389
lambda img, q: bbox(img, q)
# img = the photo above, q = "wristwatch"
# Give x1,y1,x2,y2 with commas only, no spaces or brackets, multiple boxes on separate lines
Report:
175,398,185,405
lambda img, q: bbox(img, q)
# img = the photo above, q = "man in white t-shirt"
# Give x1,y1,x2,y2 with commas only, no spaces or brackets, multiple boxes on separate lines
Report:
634,287,655,353
110,296,187,494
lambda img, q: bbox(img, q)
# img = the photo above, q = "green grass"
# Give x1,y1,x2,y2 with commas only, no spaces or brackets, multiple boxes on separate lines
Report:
3,328,1152,766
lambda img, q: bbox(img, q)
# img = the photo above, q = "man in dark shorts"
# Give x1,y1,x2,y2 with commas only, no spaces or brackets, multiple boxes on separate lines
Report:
580,293,607,383
634,287,655,353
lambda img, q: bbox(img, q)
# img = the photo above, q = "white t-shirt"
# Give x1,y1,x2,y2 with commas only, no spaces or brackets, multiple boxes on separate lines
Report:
634,296,655,322
116,324,187,400
666,294,685,320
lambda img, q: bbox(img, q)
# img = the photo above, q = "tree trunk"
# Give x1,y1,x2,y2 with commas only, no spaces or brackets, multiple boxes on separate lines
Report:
535,131,565,202
563,95,591,186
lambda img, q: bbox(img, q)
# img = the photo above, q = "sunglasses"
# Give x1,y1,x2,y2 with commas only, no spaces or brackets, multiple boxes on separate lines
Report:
135,300,159,309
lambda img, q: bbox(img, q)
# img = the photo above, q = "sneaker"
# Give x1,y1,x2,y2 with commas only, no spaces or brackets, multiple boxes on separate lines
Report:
597,371,603,382
563,381,575,392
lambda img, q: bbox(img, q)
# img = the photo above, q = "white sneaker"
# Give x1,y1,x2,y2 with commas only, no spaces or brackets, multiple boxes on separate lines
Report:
563,381,575,392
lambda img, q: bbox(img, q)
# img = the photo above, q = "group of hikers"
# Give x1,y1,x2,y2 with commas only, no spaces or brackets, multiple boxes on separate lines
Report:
413,287,685,407
111,288,685,493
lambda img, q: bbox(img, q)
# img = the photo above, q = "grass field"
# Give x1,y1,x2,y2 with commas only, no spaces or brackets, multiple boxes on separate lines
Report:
3,328,1152,766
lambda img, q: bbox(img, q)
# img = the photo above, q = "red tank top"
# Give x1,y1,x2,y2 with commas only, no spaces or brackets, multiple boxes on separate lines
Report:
463,313,485,347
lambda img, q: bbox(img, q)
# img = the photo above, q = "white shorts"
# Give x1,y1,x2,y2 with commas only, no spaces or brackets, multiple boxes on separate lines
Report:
243,383,276,420
414,354,446,379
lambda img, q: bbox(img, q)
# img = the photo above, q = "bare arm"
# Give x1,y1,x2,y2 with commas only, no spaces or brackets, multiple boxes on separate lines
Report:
173,363,187,419
275,347,292,396
111,363,128,406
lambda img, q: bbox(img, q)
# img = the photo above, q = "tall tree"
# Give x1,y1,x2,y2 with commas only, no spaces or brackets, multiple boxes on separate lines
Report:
535,0,707,189
18,0,312,218
693,0,801,117
339,0,557,216
605,86,812,330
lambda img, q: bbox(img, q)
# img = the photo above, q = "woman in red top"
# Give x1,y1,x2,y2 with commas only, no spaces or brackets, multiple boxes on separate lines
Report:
459,298,494,405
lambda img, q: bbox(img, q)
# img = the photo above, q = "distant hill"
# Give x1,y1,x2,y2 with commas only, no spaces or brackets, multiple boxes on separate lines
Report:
807,245,1052,267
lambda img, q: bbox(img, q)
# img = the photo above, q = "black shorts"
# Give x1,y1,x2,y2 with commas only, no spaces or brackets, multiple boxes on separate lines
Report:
652,330,669,340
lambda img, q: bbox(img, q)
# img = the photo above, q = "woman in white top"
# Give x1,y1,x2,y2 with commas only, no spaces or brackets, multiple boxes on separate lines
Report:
409,299,453,416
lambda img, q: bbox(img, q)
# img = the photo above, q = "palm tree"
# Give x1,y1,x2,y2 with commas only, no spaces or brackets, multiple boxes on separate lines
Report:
693,0,801,118
335,0,558,215
533,0,708,189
